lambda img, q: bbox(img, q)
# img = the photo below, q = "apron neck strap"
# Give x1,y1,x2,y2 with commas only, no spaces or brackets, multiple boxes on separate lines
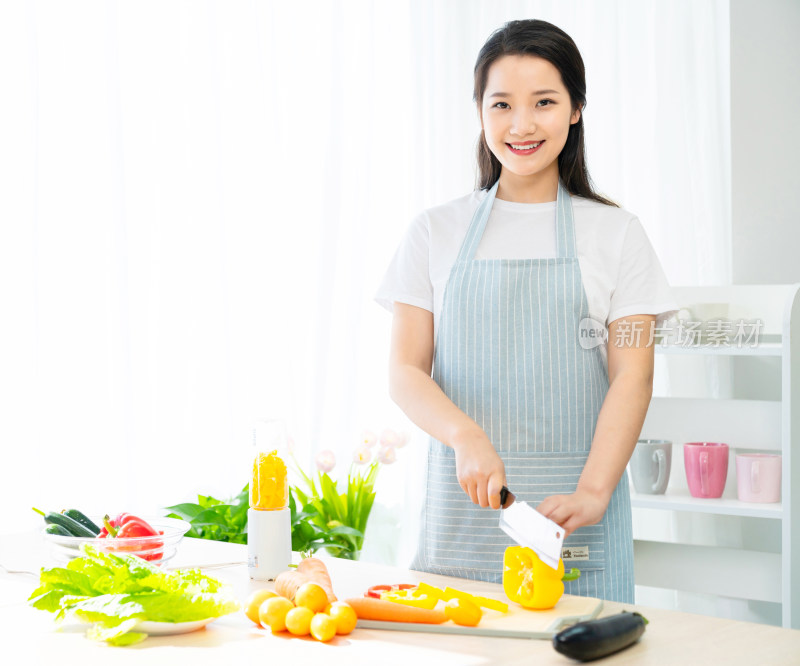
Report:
456,179,577,262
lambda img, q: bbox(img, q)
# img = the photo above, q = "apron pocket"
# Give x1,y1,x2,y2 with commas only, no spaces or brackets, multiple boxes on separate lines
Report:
501,451,607,573
422,442,508,575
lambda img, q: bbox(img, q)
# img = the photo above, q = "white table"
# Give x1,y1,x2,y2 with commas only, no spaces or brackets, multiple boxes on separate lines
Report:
2,531,799,665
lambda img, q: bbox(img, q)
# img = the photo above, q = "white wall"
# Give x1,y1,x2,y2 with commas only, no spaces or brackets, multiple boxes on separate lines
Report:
730,1,799,623
731,0,800,285
728,0,800,627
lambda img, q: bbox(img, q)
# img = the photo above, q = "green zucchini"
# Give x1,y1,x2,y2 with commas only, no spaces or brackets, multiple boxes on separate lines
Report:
552,611,647,661
32,507,96,538
44,524,72,536
61,509,101,535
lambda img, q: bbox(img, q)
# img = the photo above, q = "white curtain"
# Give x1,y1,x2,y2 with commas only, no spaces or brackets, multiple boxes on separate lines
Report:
0,0,729,565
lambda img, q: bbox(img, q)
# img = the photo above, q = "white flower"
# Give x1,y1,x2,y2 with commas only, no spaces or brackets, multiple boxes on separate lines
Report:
315,449,336,473
377,446,397,465
395,431,410,448
360,429,378,448
379,428,400,448
353,445,372,465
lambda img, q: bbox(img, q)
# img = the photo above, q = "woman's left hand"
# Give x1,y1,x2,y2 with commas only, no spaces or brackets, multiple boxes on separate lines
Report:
536,489,609,539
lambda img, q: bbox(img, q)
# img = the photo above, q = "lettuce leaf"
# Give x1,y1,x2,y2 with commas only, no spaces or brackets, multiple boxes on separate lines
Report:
28,543,239,646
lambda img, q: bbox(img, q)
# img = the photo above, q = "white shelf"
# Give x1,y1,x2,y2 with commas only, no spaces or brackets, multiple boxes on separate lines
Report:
640,397,781,452
654,342,783,356
636,283,800,629
634,541,782,604
631,487,783,519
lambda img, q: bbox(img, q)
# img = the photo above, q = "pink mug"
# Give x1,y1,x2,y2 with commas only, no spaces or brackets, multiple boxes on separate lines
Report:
684,442,729,498
736,454,781,503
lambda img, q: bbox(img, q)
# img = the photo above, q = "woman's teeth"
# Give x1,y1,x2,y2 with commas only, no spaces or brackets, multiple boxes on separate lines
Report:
507,140,544,154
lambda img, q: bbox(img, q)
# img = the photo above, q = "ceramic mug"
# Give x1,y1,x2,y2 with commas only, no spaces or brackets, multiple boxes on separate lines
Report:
684,442,729,498
736,453,781,503
629,439,672,494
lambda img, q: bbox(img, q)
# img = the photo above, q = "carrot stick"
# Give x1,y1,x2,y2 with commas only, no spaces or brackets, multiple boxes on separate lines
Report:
274,557,337,604
344,597,447,624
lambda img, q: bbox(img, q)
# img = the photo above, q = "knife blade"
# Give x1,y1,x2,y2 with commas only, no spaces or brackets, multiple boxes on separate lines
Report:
498,485,564,570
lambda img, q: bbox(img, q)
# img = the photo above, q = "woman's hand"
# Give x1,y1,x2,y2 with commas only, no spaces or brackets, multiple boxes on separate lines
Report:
451,427,506,509
536,489,610,539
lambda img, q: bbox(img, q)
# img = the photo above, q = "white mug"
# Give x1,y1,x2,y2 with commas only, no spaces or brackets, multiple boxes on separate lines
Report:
736,453,781,503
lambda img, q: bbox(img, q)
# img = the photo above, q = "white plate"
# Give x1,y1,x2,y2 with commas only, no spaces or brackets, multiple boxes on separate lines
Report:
136,618,215,635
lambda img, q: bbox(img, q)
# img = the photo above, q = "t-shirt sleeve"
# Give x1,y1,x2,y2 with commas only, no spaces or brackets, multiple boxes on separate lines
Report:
374,212,433,314
606,217,679,326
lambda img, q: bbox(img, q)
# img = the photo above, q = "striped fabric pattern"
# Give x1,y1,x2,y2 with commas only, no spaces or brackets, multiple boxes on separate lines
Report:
411,180,635,603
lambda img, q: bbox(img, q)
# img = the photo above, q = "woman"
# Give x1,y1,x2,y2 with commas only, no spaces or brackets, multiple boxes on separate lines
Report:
375,19,677,602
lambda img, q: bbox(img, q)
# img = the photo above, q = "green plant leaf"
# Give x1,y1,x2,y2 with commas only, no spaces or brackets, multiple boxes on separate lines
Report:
190,508,234,528
327,525,363,537
356,490,377,533
197,494,224,508
346,474,358,518
162,503,205,522
319,473,343,513
292,486,310,508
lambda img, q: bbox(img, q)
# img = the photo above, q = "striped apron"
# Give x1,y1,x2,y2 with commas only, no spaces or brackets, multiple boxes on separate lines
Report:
410,179,634,603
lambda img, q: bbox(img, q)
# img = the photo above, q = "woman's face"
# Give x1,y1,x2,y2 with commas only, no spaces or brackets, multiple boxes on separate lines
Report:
480,54,581,181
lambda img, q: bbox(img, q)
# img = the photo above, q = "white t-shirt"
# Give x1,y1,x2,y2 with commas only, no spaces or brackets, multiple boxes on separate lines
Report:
375,189,679,366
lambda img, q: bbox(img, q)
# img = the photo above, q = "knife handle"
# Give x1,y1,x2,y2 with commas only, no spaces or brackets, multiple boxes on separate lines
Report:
499,486,515,509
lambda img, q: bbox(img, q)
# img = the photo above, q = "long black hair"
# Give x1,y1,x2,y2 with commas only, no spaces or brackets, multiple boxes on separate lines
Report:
473,19,617,207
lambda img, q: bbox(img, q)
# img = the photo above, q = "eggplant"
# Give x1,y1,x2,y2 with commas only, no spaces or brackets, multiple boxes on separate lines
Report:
552,611,647,662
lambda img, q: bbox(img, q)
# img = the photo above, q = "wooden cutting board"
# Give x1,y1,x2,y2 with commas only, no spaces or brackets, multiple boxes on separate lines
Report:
356,594,603,640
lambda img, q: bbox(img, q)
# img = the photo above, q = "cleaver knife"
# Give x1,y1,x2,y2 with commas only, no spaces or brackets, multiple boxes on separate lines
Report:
498,486,564,570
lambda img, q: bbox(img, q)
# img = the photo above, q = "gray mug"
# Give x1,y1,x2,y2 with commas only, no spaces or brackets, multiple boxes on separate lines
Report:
629,439,672,494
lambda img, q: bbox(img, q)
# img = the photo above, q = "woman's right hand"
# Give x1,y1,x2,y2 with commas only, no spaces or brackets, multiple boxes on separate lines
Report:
388,303,506,509
450,426,506,509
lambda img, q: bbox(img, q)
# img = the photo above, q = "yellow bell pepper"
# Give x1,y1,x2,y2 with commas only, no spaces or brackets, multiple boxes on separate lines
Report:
416,581,446,600
250,450,288,510
417,582,509,613
443,587,509,613
502,546,565,610
380,588,438,609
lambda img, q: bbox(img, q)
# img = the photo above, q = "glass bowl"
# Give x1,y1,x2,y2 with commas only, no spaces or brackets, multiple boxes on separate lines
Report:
42,516,191,567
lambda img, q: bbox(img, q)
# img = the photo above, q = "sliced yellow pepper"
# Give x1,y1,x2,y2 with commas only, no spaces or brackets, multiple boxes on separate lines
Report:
380,589,438,609
417,582,508,613
443,587,509,613
250,450,288,510
502,546,565,610
416,581,446,600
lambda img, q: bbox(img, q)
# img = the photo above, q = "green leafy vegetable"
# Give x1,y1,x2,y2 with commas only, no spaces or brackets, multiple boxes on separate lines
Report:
28,544,239,646
164,485,249,544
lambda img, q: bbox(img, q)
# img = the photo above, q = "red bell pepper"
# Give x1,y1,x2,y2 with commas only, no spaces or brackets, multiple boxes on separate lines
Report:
97,513,163,561
97,514,119,538
365,583,416,599
116,517,158,538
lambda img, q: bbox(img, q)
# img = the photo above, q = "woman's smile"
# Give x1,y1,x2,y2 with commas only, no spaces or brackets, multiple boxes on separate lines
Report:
507,140,545,155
